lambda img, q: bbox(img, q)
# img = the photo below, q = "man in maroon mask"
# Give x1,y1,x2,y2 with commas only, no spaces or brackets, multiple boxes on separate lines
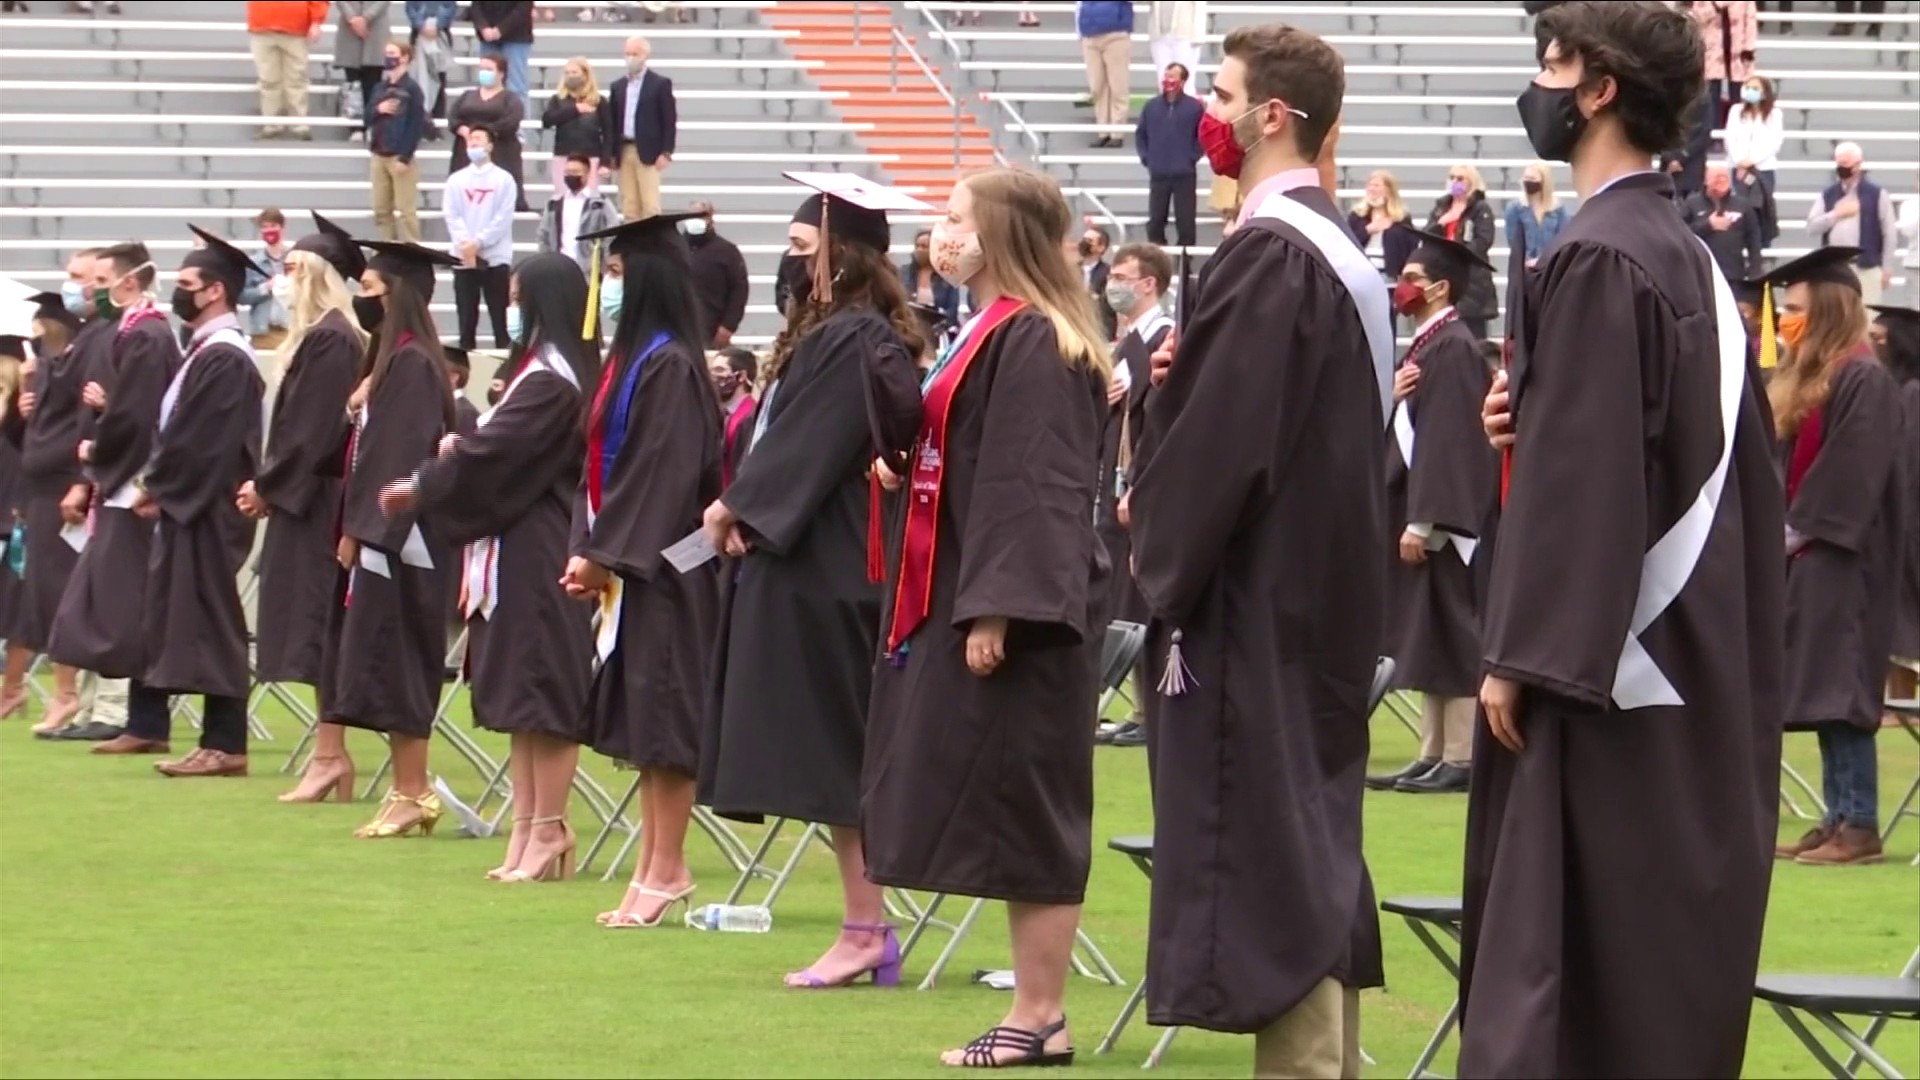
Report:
1135,62,1204,249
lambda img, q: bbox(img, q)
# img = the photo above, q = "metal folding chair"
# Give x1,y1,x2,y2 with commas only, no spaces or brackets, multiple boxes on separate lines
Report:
1380,896,1466,1079
1097,620,1146,717
1880,700,1919,847
896,893,1125,992
574,768,760,882
1782,720,1832,822
1384,689,1423,741
357,629,504,801
1756,947,1920,1080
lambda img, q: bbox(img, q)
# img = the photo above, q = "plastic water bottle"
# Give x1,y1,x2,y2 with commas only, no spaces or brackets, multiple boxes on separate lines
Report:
685,903,773,932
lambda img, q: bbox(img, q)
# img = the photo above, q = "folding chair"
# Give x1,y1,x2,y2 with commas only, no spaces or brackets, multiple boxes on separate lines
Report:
575,768,761,883
1880,699,1919,848
1383,689,1424,741
1096,620,1146,718
357,628,505,802
1381,897,1466,1079
1781,720,1832,822
1755,947,1920,1080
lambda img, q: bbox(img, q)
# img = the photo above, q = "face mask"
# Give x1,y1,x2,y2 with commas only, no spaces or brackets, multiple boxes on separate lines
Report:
1522,179,1543,196
598,278,623,326
1448,180,1469,198
506,307,525,344
682,218,710,237
1104,280,1140,314
486,380,505,407
1778,311,1809,351
353,293,385,332
1836,165,1857,181
1161,78,1182,96
776,252,812,312
467,147,489,166
383,55,400,71
170,285,206,323
929,225,985,287
1077,239,1095,259
564,74,587,91
270,273,296,307
261,228,283,245
1198,100,1274,181
94,260,152,319
477,68,499,88
564,174,585,194
627,58,646,76
1741,86,1764,105
1515,82,1587,164
1392,280,1437,316
61,280,88,316
712,372,739,398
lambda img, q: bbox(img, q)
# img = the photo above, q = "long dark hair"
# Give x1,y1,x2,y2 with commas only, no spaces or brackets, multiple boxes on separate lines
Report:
766,236,925,383
1740,74,1776,122
361,270,456,431
509,251,601,410
599,248,710,426
1879,316,1920,385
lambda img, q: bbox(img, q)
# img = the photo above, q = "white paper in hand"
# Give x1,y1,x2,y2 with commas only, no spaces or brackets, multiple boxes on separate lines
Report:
662,528,719,574
59,521,89,553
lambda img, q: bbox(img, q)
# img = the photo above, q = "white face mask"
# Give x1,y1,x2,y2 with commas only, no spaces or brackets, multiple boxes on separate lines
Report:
929,224,985,287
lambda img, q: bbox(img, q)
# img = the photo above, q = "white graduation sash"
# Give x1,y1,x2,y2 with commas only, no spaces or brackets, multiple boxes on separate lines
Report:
1390,312,1477,566
1608,243,1746,711
1252,189,1395,426
462,347,580,622
355,399,436,571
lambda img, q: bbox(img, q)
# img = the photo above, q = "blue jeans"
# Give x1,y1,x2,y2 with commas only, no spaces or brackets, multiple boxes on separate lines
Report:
479,40,532,100
1817,722,1879,829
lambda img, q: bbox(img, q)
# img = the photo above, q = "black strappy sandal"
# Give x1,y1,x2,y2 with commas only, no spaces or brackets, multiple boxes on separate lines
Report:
951,1017,1074,1068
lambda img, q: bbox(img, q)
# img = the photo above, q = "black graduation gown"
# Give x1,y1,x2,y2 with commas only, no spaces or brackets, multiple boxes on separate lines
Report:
14,319,108,652
317,342,454,739
861,311,1107,905
418,361,593,743
1385,318,1497,699
1096,320,1167,626
1129,191,1388,1033
253,312,357,683
1895,380,1920,661
0,405,23,637
142,337,264,699
698,309,897,827
575,341,722,773
1459,174,1784,1079
1779,357,1906,730
454,395,480,437
47,314,176,679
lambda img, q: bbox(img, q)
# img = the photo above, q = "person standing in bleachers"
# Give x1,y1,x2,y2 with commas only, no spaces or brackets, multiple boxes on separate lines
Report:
449,54,531,213
445,128,520,352
1686,162,1766,285
404,0,458,44
410,14,453,139
1424,164,1498,339
469,1,537,102
900,229,961,330
1078,0,1134,148
1811,142,1900,304
1684,0,1756,198
600,35,677,222
684,201,749,349
1147,2,1204,97
333,1,394,141
1724,74,1782,242
1136,63,1203,249
246,1,327,141
368,41,428,243
1348,169,1417,280
543,57,606,194
1504,162,1568,271
537,155,618,269
1899,189,1918,304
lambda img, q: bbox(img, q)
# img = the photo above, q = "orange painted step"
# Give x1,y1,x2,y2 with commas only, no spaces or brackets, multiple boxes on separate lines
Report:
762,5,891,18
838,110,974,123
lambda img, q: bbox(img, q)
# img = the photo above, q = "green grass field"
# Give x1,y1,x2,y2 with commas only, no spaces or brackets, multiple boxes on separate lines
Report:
1,691,1914,1078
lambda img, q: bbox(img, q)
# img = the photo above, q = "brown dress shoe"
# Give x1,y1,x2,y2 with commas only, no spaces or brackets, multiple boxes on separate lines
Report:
155,748,248,778
92,734,170,755
1775,824,1834,859
1795,824,1884,866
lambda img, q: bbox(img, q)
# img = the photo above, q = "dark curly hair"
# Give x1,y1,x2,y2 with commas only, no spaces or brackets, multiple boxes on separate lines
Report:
1535,1,1703,156
766,236,926,383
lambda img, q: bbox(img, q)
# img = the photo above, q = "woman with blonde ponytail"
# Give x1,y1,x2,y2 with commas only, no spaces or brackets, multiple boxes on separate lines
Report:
862,167,1111,1068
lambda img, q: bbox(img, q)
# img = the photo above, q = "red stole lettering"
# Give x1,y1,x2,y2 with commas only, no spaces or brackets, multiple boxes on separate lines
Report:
884,296,1027,654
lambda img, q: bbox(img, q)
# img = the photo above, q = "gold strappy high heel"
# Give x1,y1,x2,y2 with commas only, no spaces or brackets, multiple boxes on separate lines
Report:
353,791,444,839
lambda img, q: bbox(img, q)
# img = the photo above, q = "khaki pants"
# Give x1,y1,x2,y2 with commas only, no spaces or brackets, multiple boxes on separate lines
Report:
617,146,662,221
249,31,311,130
1859,267,1884,306
1081,30,1132,127
370,155,420,242
87,675,129,727
1417,695,1476,766
1253,978,1362,1080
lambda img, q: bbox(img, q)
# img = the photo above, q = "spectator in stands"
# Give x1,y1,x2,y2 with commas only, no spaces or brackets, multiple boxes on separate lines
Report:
1686,162,1765,284
333,1,393,141
450,54,530,212
446,127,520,350
685,200,749,348
1829,0,1889,38
600,36,677,221
411,13,453,138
1148,2,1205,97
1684,0,1757,197
1078,0,1134,148
1899,184,1918,304
246,1,326,141
543,57,605,194
1504,161,1569,270
901,229,961,330
1137,63,1204,249
470,1,537,101
405,0,457,44
1349,169,1417,279
537,155,617,269
1425,163,1497,338
240,208,291,349
1810,142,1899,303
368,40,428,243
1725,74,1783,242
1080,223,1118,339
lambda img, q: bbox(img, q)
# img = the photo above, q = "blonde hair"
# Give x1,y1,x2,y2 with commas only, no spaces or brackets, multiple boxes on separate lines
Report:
557,56,602,105
281,250,369,363
1351,169,1406,221
1769,281,1870,438
959,168,1111,378
1523,160,1561,220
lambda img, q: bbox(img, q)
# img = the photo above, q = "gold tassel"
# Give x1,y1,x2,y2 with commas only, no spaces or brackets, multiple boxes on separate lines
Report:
1758,284,1777,370
583,240,602,341
810,199,834,306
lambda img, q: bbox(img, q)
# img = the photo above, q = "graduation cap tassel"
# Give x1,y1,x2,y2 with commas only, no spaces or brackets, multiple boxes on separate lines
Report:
1157,628,1196,697
1758,285,1778,371
583,240,602,342
810,198,834,306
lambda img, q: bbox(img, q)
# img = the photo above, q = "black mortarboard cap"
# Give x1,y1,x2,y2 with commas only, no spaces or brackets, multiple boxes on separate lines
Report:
1399,224,1497,275
442,345,471,372
0,334,28,359
577,211,705,276
1751,246,1863,293
1867,304,1920,329
293,210,367,282
357,238,462,302
183,224,271,300
25,290,77,328
787,172,932,305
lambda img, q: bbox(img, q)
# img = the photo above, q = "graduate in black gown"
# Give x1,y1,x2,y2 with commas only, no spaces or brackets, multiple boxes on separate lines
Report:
385,251,596,882
1,282,90,731
52,243,181,755
862,168,1109,1068
1128,26,1387,1076
445,347,482,435
1867,303,1920,703
711,346,758,488
1463,6,1784,1074
0,336,28,663
130,228,267,778
698,174,926,972
239,215,368,772
1762,250,1907,867
315,239,459,839
1368,228,1499,796
555,214,720,925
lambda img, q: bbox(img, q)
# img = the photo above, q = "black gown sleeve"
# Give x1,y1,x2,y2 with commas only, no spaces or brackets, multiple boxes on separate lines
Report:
415,371,579,544
144,348,261,524
342,345,447,551
578,346,720,580
256,325,357,517
1789,359,1901,552
92,323,175,495
1405,334,1497,536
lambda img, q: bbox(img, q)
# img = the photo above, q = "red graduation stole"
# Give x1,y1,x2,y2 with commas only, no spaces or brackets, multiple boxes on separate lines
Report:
722,395,756,488
884,296,1027,654
1404,309,1457,371
584,344,624,521
1784,406,1824,507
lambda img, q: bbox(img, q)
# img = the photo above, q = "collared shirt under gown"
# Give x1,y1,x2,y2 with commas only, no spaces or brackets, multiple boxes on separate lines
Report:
862,310,1108,906
1129,183,1388,1034
698,308,900,828
1459,172,1784,1079
573,339,720,773
142,330,264,699
317,339,453,739
12,318,107,651
47,311,176,679
253,309,357,683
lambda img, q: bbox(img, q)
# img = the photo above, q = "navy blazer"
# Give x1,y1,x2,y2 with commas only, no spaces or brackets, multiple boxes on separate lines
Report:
600,70,678,166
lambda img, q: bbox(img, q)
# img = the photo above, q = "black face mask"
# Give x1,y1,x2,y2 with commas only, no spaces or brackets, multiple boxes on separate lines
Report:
486,379,505,407
1522,179,1543,196
170,285,205,324
712,373,739,398
1515,82,1586,164
1078,239,1095,258
775,252,811,315
1836,165,1857,181
353,294,386,332
563,174,586,193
